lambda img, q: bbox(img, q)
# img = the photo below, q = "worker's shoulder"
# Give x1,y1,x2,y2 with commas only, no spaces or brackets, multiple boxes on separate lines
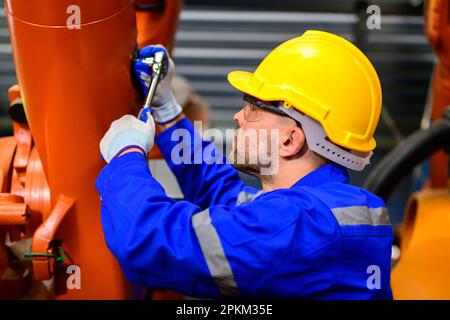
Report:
258,179,385,210
293,182,392,237
298,180,387,210
257,180,391,232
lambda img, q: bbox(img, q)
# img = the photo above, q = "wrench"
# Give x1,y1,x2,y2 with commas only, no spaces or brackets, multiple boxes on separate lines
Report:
141,51,168,109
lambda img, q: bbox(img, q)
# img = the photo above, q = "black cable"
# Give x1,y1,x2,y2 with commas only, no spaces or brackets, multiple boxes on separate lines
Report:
364,108,450,201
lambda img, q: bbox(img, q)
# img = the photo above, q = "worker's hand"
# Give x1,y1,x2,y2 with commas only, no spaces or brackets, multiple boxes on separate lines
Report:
100,114,155,163
133,45,182,124
134,45,173,102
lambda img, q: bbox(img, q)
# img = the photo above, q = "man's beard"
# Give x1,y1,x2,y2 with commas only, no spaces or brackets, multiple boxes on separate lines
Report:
229,134,275,178
230,150,262,177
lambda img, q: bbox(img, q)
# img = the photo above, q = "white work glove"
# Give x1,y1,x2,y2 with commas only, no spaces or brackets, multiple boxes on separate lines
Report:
133,45,182,124
100,114,155,163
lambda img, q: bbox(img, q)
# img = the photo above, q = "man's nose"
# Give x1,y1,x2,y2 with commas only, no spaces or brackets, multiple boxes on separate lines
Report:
233,108,244,126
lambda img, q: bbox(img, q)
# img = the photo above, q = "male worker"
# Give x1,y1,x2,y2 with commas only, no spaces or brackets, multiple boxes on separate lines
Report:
96,30,393,299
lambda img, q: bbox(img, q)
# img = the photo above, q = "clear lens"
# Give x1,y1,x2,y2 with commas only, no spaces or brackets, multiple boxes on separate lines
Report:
243,103,262,122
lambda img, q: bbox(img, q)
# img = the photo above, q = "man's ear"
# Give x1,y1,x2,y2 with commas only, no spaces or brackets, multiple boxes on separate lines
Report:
279,126,306,158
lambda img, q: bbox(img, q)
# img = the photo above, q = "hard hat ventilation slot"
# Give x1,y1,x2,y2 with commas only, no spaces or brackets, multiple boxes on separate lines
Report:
279,105,373,171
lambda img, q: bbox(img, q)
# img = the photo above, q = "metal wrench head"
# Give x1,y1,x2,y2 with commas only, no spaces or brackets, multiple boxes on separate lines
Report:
141,51,168,81
141,51,168,108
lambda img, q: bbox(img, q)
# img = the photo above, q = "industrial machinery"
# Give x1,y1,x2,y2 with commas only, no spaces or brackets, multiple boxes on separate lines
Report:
365,0,450,299
0,0,183,299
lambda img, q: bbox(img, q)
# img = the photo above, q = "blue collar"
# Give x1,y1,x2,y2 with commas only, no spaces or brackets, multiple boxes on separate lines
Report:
292,163,349,188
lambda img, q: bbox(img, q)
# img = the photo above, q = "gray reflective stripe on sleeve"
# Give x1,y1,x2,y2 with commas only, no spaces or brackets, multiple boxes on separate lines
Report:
331,206,391,226
192,209,239,295
236,190,264,206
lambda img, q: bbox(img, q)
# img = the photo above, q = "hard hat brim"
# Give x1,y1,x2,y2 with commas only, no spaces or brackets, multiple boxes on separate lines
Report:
227,71,256,97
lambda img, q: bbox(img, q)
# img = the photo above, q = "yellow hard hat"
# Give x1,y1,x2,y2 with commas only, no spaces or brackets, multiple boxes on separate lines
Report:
228,30,382,154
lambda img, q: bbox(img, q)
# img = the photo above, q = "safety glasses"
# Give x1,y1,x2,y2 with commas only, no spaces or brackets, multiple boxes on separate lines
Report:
243,95,289,122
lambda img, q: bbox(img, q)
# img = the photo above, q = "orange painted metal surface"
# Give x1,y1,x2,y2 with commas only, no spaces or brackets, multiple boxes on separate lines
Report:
31,195,75,281
4,0,141,299
0,137,16,192
392,189,450,299
0,194,29,226
22,147,51,235
0,87,51,245
135,0,182,52
2,0,185,300
425,0,450,188
0,132,34,298
390,1,450,299
0,136,17,292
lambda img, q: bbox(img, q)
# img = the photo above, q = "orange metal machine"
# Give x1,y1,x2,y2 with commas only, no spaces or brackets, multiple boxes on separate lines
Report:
365,0,450,299
0,0,181,299
390,0,450,299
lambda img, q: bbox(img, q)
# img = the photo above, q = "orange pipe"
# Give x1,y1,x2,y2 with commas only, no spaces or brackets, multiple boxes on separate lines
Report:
5,0,140,299
135,0,182,52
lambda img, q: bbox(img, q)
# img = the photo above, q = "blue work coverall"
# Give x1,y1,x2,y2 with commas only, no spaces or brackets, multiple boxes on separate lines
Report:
96,118,393,299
